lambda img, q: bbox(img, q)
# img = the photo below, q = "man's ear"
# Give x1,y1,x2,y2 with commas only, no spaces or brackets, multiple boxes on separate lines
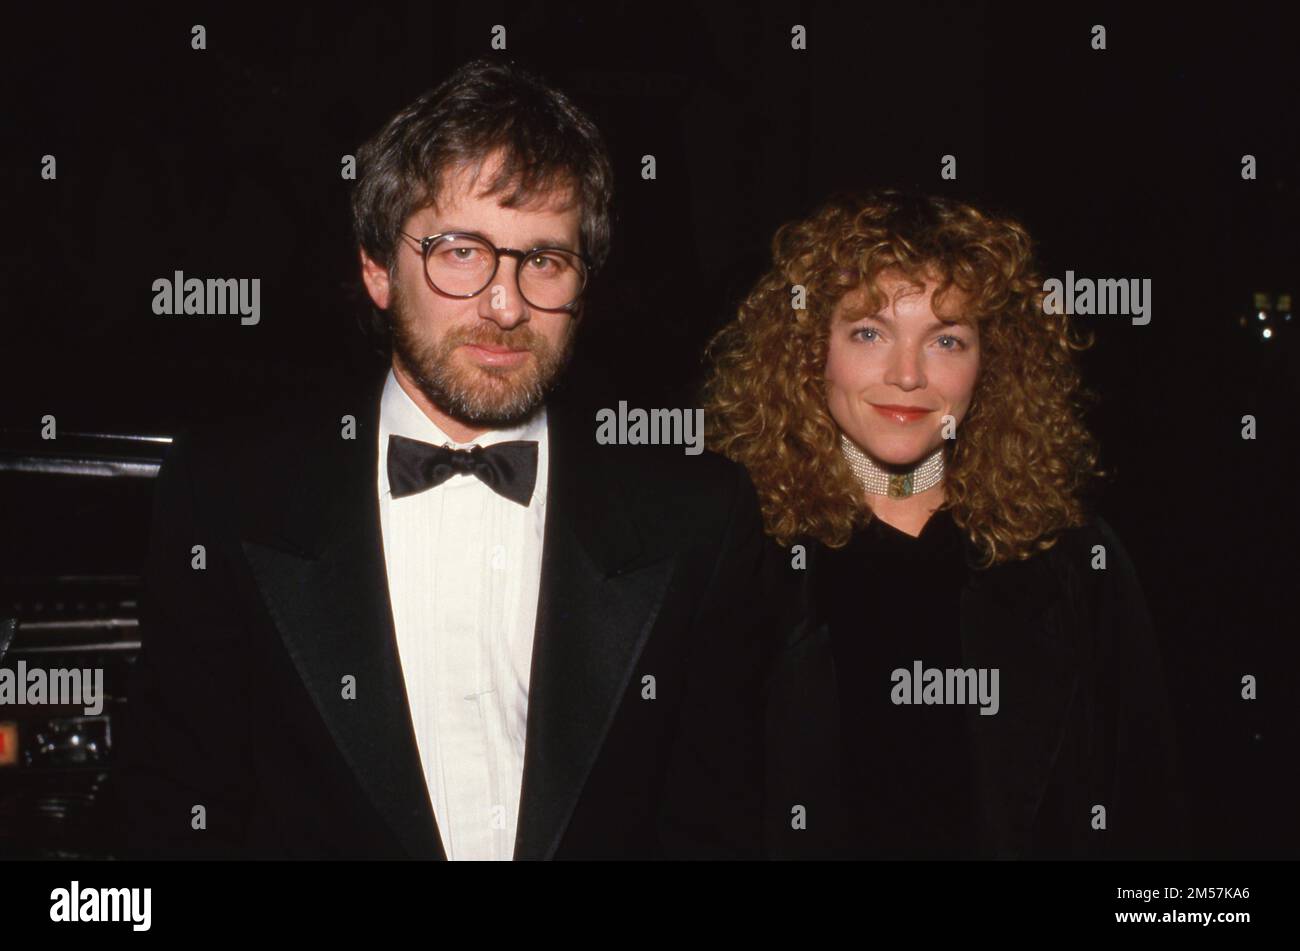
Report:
359,248,393,310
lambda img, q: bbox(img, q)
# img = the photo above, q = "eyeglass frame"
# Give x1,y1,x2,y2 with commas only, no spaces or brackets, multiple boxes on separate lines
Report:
397,230,594,313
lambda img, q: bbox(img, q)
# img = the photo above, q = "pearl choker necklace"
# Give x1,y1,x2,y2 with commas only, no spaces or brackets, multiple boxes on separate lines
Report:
839,433,946,498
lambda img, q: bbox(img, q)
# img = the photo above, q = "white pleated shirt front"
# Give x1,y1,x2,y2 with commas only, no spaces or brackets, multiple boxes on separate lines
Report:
376,368,548,860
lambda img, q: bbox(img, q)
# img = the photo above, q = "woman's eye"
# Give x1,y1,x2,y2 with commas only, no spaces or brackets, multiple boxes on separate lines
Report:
851,327,878,342
936,334,963,350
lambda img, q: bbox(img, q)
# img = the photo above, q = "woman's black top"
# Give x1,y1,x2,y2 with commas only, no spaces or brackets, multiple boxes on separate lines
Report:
762,507,1182,860
814,507,979,858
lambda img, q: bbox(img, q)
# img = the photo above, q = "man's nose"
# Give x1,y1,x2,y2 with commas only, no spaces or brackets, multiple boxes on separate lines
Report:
477,257,528,328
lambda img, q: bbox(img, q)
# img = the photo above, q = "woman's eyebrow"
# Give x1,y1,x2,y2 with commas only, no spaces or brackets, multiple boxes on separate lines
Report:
847,312,966,331
840,312,893,327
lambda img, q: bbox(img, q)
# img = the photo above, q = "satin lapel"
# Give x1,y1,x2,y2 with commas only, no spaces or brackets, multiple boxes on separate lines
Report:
960,551,1077,858
512,398,677,860
238,372,446,860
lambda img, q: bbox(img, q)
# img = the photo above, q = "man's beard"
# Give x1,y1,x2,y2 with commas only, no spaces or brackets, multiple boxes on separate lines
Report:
387,275,576,429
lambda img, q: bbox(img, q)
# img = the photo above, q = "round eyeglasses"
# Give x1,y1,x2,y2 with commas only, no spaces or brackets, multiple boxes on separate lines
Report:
399,231,591,312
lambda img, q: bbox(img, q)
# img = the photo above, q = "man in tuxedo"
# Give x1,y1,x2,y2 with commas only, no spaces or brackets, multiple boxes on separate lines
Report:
114,58,777,859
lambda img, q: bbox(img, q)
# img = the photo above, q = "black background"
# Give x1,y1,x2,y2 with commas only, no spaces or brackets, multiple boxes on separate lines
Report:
2,1,1296,858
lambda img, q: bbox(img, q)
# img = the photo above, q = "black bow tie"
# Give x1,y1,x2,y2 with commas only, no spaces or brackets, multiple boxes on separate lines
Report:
387,434,539,506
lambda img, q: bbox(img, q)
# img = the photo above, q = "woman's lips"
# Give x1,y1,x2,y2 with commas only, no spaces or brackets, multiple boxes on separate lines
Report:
870,403,933,424
462,343,531,367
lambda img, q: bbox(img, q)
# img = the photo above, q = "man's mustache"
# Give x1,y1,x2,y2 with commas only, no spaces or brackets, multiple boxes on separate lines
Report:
445,325,543,352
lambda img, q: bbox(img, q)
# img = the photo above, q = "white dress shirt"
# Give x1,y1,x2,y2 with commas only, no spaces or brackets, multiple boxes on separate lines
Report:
376,368,548,861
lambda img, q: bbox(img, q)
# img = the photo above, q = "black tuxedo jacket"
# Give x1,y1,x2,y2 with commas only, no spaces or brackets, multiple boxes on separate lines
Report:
114,371,777,859
762,516,1184,859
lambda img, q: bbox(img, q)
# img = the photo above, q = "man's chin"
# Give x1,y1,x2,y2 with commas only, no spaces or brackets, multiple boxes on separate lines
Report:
433,373,548,427
395,334,570,428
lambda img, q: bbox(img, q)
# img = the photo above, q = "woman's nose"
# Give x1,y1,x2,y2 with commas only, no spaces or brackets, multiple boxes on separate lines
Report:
884,343,925,389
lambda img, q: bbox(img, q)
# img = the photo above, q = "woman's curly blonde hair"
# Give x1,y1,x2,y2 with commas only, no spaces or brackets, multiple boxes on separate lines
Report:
702,188,1102,566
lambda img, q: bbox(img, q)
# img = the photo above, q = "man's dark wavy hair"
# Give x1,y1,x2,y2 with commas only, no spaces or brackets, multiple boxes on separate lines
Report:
349,57,615,357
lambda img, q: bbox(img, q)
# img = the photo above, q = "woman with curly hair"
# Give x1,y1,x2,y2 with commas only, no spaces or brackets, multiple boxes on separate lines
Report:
703,189,1180,859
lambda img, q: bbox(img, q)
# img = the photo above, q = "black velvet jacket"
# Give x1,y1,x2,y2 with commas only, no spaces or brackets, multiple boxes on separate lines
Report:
112,370,778,860
762,514,1183,859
